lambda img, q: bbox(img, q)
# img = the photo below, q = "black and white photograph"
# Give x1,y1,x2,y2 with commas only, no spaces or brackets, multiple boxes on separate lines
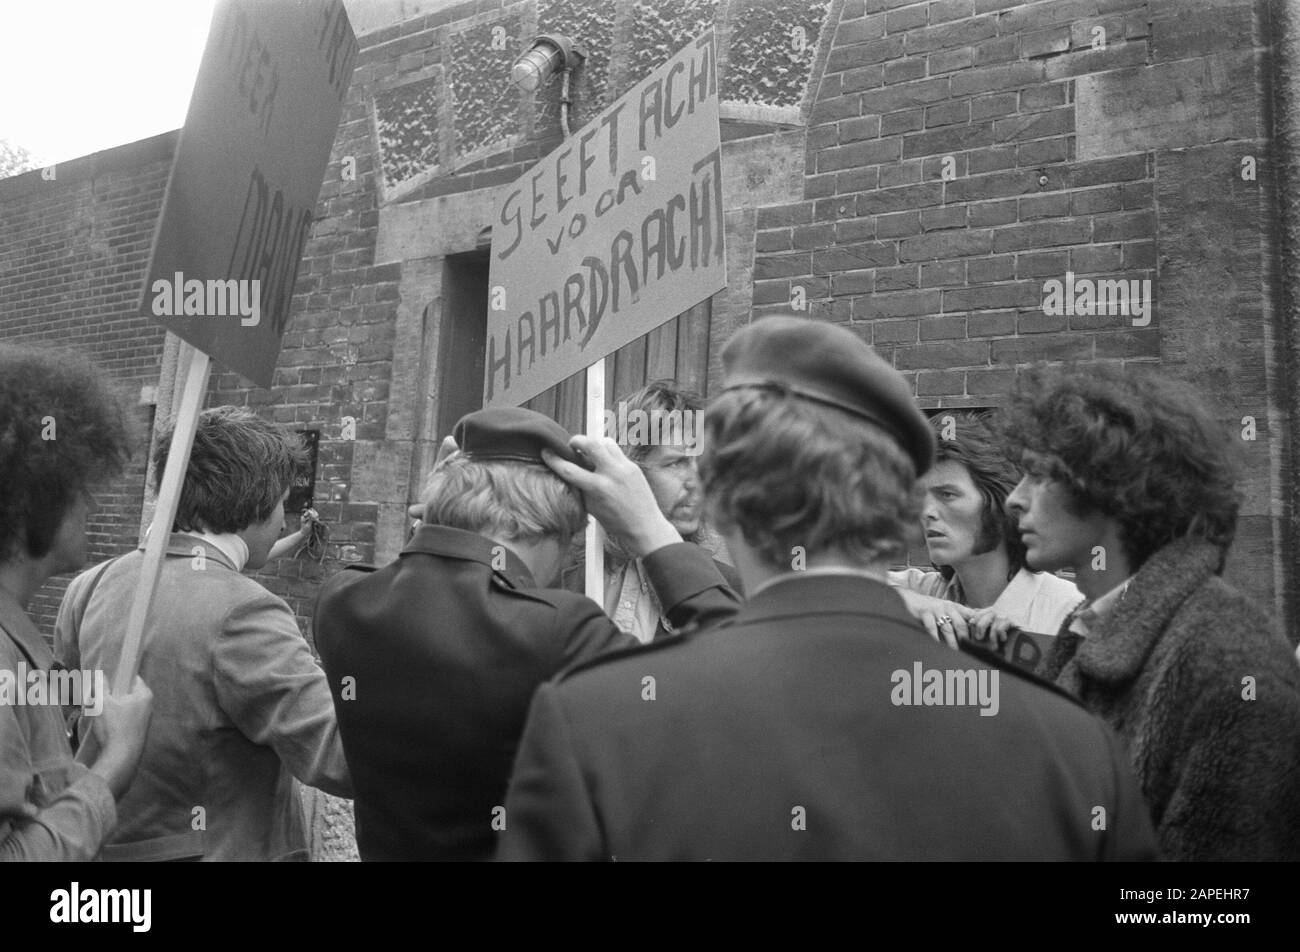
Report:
1,0,1297,929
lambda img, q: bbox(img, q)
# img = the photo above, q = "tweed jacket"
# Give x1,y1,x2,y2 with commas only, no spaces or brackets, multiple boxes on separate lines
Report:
1041,538,1300,860
57,535,351,861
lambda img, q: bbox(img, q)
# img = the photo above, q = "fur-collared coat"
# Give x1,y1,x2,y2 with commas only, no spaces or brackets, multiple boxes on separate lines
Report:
1041,539,1300,860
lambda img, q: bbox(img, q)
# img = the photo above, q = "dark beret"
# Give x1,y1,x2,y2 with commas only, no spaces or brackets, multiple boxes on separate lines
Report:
452,407,580,465
719,315,934,474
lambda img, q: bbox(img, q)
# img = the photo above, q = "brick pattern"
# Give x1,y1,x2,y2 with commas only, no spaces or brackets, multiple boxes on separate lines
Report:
757,0,1163,409
0,0,1289,635
212,115,391,632
0,0,836,641
0,136,174,634
752,0,1283,613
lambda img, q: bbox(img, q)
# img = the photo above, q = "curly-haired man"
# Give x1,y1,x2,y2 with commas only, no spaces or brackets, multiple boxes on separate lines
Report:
1002,364,1300,860
0,344,153,861
498,317,1157,861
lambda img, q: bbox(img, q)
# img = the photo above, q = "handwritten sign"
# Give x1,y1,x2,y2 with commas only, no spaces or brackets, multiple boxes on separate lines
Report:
140,0,358,388
485,30,725,406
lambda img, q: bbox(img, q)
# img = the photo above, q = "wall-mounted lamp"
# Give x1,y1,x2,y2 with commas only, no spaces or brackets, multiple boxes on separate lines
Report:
510,34,586,92
511,33,586,136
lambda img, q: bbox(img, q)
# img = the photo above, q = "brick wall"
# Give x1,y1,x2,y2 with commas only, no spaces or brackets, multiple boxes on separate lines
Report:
0,132,175,633
1,0,1293,638
752,0,1288,620
203,0,843,635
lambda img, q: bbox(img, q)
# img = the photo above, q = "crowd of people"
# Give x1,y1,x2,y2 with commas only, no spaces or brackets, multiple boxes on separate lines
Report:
2,312,1298,861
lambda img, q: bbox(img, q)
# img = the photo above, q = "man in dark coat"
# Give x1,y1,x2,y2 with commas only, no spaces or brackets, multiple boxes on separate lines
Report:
314,407,738,861
497,316,1159,861
1002,365,1300,860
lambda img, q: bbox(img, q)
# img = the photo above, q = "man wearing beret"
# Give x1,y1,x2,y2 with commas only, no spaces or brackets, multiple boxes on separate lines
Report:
497,315,1159,861
313,407,739,861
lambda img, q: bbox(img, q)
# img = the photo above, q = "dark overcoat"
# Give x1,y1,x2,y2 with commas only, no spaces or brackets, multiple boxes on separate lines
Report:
497,573,1159,861
314,524,738,861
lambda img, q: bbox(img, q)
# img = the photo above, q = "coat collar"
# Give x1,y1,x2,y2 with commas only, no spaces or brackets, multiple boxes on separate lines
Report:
723,572,917,631
401,524,536,590
1072,538,1223,684
141,533,239,572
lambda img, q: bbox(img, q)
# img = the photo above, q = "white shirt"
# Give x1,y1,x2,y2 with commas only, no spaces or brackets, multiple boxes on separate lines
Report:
889,567,1083,635
1066,577,1133,639
191,530,250,572
146,523,249,572
603,558,662,645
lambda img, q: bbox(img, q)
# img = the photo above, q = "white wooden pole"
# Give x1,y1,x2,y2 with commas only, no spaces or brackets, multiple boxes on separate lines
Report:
584,361,606,606
112,341,211,695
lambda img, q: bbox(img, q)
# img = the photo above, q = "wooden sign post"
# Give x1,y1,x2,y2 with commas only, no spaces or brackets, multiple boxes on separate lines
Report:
486,30,726,602
115,0,358,693
113,343,210,695
584,361,607,602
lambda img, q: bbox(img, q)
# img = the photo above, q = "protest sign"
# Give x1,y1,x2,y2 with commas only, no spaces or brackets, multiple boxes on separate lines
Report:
141,0,357,388
113,0,357,697
486,30,725,406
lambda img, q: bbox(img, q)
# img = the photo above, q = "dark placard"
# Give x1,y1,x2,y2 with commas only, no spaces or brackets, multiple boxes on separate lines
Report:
140,0,358,388
968,627,1056,672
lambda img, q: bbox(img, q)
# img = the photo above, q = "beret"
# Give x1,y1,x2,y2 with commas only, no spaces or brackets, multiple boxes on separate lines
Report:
719,315,934,474
452,407,580,465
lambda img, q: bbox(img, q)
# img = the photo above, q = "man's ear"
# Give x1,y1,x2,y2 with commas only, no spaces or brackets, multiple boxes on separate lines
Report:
433,436,459,468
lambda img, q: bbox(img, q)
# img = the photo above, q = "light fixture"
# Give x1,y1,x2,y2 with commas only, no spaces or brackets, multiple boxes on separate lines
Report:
510,34,586,92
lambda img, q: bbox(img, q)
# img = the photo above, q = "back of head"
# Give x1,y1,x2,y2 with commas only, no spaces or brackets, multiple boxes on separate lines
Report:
0,344,131,562
421,406,586,546
702,389,919,568
997,364,1240,570
702,315,932,570
155,406,307,534
420,456,586,546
